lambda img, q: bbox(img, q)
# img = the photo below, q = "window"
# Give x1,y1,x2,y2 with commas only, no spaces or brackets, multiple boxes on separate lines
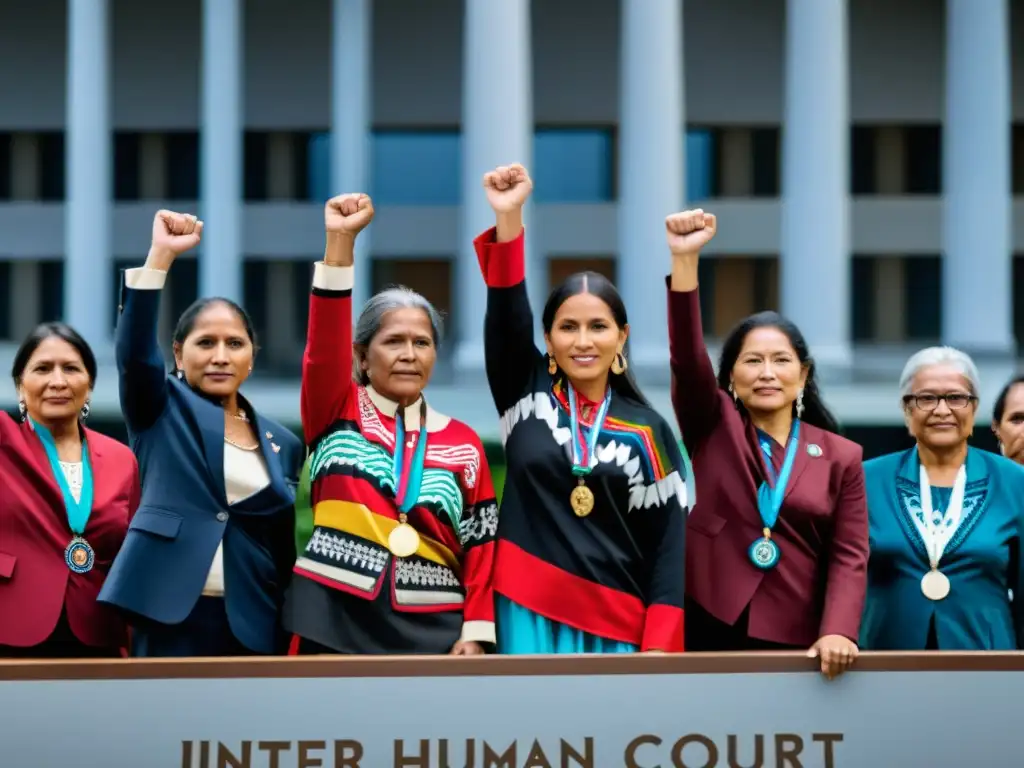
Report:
1012,255,1024,353
686,128,715,202
750,128,780,197
372,130,460,205
39,260,64,322
307,132,331,203
0,133,10,201
903,255,941,340
38,132,64,201
533,128,614,203
243,261,269,351
904,126,941,195
850,127,876,195
1012,125,1024,196
704,257,778,337
371,258,454,343
850,255,875,342
166,132,200,200
0,261,10,340
244,132,269,201
113,133,141,201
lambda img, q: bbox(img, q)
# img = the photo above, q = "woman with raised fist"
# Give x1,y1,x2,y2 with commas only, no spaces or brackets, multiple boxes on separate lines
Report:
97,211,304,657
0,325,138,657
666,210,868,677
475,164,688,655
282,194,499,656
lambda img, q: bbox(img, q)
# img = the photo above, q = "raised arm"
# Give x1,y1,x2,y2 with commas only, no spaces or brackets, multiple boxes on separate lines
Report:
638,422,688,653
452,435,500,655
474,164,541,415
665,210,725,454
301,194,374,446
116,210,202,433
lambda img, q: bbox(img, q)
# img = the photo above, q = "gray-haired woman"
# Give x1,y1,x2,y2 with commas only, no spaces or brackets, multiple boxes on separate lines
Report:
282,193,500,656
860,346,1024,650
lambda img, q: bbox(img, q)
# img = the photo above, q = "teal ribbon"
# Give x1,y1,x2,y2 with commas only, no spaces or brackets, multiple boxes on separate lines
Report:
31,418,94,536
756,420,800,532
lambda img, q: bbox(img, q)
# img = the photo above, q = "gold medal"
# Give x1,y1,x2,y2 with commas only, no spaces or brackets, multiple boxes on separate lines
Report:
388,515,421,558
570,480,595,517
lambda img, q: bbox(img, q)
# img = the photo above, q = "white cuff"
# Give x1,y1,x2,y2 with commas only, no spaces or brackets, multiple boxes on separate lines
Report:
460,620,496,645
125,267,168,290
313,262,354,292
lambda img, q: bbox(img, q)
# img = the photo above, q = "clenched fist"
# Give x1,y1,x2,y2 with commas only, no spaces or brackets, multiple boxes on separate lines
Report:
484,164,532,214
147,210,203,271
325,193,374,236
665,209,717,257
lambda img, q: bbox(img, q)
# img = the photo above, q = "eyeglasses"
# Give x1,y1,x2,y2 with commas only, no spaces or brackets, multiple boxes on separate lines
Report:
902,393,977,411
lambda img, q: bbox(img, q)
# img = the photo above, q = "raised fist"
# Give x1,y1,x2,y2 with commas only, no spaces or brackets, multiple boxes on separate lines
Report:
483,164,532,214
147,210,202,269
325,193,374,236
665,209,717,256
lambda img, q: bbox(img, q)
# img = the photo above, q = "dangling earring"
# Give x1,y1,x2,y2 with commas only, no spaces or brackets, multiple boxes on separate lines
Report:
611,352,627,375
80,401,91,422
796,389,805,419
728,383,738,405
176,369,184,381
18,400,27,422
548,355,557,376
999,440,1006,456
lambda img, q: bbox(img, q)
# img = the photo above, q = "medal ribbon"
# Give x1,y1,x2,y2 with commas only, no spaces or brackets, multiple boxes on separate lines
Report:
31,418,94,537
567,383,612,476
755,419,801,534
916,455,966,569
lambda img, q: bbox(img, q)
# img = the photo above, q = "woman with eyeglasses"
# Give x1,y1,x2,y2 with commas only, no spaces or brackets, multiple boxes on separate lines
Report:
861,346,1024,650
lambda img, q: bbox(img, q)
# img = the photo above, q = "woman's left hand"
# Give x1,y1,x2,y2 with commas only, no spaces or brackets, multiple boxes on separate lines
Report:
450,641,485,656
808,634,858,679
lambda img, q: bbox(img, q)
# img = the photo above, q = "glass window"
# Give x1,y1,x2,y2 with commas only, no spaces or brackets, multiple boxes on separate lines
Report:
904,255,941,340
113,133,140,202
850,255,875,341
1012,255,1024,354
0,261,10,340
372,131,460,205
371,258,453,343
244,132,268,202
850,126,877,195
39,260,64,322
533,129,614,203
1012,124,1024,196
166,132,200,200
0,133,10,201
904,126,941,195
685,128,715,202
751,128,780,197
548,257,616,289
38,132,64,202
307,132,331,203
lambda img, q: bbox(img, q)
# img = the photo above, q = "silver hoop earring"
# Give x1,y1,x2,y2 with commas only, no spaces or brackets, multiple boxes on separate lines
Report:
796,389,805,419
80,401,91,422
17,400,26,422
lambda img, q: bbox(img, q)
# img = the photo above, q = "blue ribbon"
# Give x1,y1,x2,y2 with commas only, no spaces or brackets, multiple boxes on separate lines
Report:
392,401,435,514
31,418,94,536
756,420,801,532
567,383,612,477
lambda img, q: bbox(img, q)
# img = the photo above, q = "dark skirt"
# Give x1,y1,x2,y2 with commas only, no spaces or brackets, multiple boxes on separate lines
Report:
0,608,121,659
130,596,256,657
684,596,802,651
284,575,462,655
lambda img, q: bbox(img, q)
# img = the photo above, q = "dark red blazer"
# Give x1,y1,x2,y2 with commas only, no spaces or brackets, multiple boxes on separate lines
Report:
0,413,139,650
667,284,868,647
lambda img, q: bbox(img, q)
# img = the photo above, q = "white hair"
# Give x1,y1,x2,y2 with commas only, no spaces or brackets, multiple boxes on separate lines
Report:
898,346,981,398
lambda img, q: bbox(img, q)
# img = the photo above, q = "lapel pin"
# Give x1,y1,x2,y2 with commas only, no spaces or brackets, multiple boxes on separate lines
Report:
271,443,280,453
266,431,273,439
807,444,822,458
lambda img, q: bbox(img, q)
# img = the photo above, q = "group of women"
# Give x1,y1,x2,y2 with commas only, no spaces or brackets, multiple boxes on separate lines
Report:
3,162,1024,677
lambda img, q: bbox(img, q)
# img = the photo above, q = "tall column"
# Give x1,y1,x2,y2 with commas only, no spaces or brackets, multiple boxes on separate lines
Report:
942,0,1012,354
331,0,372,315
65,0,111,345
780,0,851,370
618,0,683,370
456,0,534,372
200,0,243,303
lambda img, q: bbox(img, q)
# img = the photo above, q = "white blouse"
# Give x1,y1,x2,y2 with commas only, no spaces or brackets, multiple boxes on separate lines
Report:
201,442,272,597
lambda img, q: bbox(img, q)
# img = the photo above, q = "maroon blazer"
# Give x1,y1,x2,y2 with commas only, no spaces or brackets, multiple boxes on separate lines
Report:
0,413,139,650
667,285,868,647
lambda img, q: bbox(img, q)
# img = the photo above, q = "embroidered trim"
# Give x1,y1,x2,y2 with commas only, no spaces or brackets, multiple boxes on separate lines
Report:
895,476,989,560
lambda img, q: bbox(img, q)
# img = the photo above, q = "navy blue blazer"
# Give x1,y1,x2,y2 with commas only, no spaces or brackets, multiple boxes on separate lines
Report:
861,446,1024,651
97,272,304,654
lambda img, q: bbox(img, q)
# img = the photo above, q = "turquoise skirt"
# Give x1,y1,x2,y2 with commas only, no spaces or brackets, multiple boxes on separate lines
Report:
495,595,638,654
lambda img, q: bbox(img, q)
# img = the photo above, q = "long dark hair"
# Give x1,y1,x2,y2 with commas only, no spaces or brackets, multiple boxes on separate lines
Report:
716,311,840,434
541,271,651,408
993,375,1024,424
12,322,98,388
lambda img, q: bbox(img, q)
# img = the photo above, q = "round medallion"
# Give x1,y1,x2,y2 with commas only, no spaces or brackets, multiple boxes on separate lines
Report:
748,537,780,570
806,444,822,458
64,537,95,574
570,484,595,517
920,569,951,601
388,523,421,558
